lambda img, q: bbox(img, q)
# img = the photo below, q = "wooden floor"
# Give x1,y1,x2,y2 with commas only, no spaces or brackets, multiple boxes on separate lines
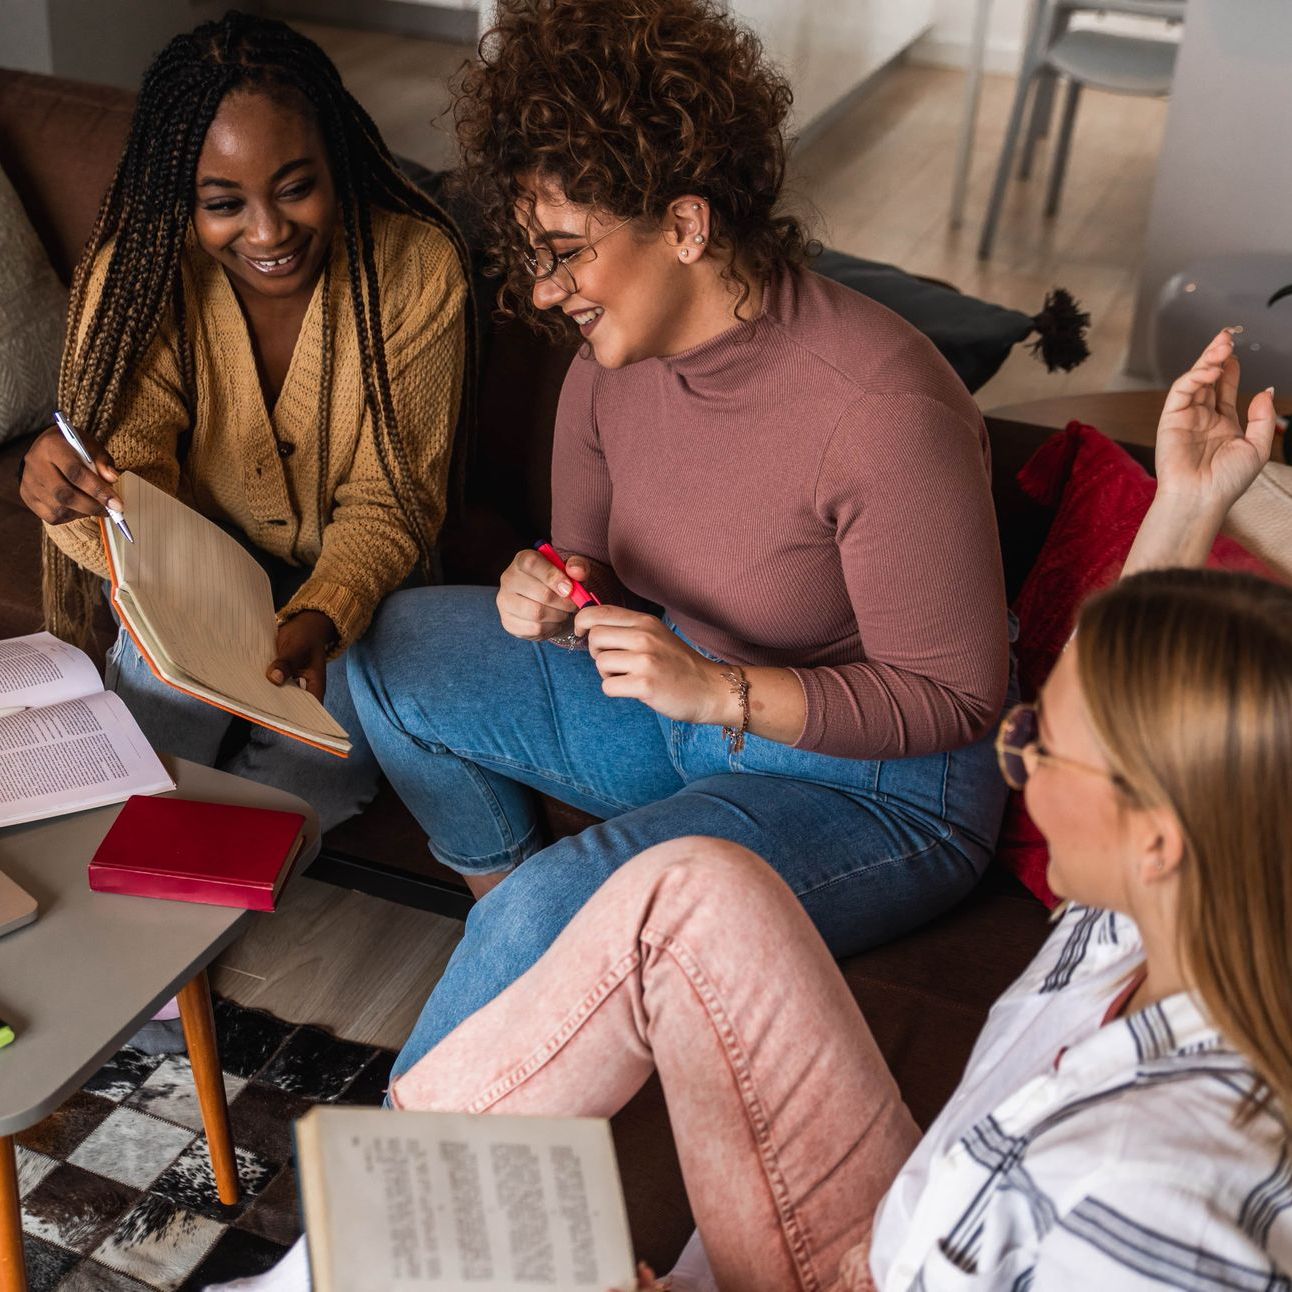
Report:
214,28,1169,1047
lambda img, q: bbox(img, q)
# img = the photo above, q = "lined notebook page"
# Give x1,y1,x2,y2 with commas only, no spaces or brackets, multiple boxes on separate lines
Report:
109,473,348,750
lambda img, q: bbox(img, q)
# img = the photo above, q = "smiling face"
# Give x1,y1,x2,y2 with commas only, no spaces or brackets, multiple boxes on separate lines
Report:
520,177,704,369
192,87,337,301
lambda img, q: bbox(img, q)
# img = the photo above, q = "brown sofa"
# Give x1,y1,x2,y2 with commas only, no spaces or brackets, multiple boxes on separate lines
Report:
1,67,1089,1270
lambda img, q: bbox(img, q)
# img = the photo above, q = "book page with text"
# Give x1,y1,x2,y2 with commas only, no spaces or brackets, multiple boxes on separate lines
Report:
0,690,174,827
298,1107,637,1292
108,474,348,751
0,632,104,717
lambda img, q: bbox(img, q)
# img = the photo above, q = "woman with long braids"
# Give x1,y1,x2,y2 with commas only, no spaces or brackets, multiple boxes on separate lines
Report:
20,10,468,840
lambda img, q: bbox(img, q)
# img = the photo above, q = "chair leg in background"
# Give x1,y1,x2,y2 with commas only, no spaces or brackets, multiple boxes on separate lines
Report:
178,971,240,1206
978,67,1036,260
1019,67,1056,179
950,0,993,229
1044,78,1082,217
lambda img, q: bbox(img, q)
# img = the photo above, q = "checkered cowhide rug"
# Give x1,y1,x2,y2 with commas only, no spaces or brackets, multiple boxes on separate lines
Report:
15,998,395,1291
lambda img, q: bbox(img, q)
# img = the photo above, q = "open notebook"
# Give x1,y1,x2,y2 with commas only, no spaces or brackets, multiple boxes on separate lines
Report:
102,473,350,757
0,631,173,827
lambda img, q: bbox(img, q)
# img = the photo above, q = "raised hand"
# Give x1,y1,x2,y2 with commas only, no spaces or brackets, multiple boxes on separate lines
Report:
1123,330,1280,576
1154,327,1277,515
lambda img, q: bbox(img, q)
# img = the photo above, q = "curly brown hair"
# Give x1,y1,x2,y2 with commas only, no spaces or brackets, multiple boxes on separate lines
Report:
454,0,814,333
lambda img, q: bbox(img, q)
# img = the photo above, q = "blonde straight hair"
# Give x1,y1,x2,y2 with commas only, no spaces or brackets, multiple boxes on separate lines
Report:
1076,568,1292,1122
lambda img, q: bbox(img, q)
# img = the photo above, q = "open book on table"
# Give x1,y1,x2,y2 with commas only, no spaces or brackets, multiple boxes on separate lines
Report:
296,1105,639,1292
102,472,350,757
0,631,174,827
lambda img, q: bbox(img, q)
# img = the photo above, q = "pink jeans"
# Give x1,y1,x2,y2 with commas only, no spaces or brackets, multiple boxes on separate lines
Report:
391,837,920,1292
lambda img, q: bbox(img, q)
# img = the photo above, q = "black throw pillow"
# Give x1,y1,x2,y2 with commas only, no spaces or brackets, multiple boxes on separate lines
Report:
810,248,1089,393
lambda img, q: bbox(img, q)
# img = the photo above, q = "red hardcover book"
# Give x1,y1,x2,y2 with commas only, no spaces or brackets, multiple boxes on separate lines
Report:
89,796,306,912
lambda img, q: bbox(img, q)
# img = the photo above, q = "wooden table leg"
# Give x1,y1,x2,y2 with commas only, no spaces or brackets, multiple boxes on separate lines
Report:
177,971,240,1206
0,1136,27,1292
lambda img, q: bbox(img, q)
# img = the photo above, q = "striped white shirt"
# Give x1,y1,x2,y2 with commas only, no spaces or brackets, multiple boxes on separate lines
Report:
869,903,1292,1290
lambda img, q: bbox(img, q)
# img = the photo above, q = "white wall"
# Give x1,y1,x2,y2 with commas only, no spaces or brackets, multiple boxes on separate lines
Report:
732,0,934,129
0,0,227,86
0,0,53,74
912,0,1179,74
475,1,934,134
1127,0,1292,374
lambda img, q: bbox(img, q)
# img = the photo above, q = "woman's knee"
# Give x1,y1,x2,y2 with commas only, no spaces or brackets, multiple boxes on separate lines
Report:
617,835,791,910
347,585,494,733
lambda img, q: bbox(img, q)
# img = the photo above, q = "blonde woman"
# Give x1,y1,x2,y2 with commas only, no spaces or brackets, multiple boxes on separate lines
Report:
223,335,1285,1292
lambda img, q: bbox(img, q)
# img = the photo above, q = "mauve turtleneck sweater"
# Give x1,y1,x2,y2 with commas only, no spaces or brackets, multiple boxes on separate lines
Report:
551,268,1008,760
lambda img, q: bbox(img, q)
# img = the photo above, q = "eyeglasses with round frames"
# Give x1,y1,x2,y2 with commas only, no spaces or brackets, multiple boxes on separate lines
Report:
995,702,1122,792
520,218,633,293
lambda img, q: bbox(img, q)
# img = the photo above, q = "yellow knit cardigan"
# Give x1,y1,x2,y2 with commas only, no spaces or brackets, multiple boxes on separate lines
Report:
46,209,467,652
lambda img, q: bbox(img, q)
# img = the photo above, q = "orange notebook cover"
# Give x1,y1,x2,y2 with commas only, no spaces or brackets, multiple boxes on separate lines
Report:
89,796,306,912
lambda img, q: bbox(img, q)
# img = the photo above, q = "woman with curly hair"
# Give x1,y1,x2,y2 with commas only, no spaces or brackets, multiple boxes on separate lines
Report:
348,0,1011,1071
20,11,468,836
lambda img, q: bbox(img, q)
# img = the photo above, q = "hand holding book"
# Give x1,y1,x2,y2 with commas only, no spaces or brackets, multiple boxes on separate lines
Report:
102,473,350,756
268,610,337,700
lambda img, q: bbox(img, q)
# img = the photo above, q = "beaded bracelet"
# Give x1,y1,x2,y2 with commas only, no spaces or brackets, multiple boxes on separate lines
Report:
720,665,750,753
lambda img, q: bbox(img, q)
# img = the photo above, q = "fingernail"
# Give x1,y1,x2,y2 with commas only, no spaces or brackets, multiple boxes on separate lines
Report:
105,498,123,513
1226,324,1245,335
269,669,284,684
103,467,119,480
557,581,571,596
1266,386,1275,395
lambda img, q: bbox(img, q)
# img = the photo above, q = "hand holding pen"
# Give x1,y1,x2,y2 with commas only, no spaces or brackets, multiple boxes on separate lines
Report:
18,410,133,540
496,542,601,642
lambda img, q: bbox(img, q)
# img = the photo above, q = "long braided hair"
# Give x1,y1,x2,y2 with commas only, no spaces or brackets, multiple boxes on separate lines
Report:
46,9,473,647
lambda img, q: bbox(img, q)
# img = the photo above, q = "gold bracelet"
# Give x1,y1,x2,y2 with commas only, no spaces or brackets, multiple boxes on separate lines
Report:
720,665,750,754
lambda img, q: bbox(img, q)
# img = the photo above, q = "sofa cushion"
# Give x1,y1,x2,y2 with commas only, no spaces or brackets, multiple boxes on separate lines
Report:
0,435,43,640
1001,421,1277,904
811,250,1072,393
0,72,134,284
0,166,64,444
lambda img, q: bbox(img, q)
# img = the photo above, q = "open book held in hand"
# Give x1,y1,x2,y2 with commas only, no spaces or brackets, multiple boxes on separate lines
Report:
0,632,174,827
102,473,350,757
296,1106,639,1292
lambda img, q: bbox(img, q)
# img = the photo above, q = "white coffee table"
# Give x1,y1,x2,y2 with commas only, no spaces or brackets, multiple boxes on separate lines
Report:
0,756,319,1292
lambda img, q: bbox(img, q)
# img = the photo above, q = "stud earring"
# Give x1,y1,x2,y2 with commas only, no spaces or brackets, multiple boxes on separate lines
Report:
692,203,701,210
680,249,690,259
694,234,705,244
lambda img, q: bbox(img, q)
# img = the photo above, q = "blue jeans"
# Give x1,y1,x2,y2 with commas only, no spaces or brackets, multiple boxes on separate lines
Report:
347,586,1013,1078
103,545,381,834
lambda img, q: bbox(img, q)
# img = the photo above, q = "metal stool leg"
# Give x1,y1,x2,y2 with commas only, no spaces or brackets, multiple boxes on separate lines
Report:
1044,77,1082,217
1019,66,1056,179
950,0,994,228
979,66,1038,260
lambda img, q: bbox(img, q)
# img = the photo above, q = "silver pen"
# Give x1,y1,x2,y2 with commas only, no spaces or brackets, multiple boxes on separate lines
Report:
52,410,134,543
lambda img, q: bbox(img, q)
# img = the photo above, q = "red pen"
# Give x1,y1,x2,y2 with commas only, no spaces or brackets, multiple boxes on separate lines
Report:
533,542,601,608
